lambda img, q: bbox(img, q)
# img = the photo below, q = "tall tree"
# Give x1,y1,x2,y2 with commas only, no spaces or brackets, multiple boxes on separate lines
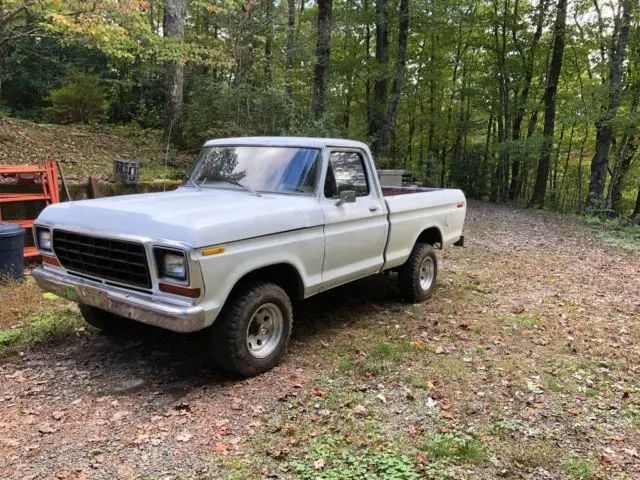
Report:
368,0,389,153
529,0,567,207
311,0,333,120
285,0,296,97
509,0,548,200
608,78,639,212
164,0,186,146
377,0,409,158
586,0,632,212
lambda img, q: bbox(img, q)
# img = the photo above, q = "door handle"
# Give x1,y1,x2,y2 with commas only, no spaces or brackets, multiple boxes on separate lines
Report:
369,205,379,212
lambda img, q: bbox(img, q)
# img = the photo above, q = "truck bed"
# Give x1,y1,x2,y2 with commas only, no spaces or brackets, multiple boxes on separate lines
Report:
381,185,466,271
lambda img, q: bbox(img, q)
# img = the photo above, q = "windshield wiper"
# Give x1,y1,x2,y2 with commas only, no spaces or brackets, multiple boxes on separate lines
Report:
182,175,202,190
219,179,262,197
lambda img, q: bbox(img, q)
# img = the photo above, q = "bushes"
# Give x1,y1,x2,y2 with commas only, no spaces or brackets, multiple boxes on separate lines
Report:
44,71,108,124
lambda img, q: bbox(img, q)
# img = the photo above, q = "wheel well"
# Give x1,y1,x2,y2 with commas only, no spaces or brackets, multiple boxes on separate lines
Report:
233,263,304,300
416,227,443,248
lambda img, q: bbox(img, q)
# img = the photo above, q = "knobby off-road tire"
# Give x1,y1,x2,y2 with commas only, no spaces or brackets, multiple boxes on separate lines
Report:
79,305,132,335
210,281,293,378
398,243,438,303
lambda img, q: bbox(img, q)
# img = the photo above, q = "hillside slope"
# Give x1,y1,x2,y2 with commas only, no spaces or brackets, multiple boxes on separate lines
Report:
0,116,194,182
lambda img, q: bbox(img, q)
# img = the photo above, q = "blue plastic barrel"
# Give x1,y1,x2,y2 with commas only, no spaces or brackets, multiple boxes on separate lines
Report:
0,223,25,281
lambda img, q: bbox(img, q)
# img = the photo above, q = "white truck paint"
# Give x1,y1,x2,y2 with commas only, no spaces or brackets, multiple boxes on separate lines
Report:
32,137,466,376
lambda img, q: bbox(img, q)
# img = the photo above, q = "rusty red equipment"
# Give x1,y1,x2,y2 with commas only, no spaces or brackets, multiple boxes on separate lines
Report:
0,160,60,258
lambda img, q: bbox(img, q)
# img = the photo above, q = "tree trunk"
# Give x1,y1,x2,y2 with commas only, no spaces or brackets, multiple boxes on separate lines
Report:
610,135,638,213
609,80,639,212
482,110,494,199
163,0,186,147
509,0,548,200
633,186,640,219
529,0,567,208
311,0,333,120
492,0,510,203
586,0,631,212
263,0,274,83
558,120,576,208
576,125,589,213
285,0,296,97
364,0,373,132
427,33,437,179
368,0,389,153
377,0,408,158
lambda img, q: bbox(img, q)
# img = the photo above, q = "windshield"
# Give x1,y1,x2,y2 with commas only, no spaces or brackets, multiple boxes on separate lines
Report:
188,146,321,195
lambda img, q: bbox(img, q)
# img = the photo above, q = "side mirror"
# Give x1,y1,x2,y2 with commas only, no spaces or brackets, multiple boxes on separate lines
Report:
336,190,356,206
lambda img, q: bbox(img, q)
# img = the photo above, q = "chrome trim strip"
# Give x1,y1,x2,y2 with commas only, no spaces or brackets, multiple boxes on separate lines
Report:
32,267,207,333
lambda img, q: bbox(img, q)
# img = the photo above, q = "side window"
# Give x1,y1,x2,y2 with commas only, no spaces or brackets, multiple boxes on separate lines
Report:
325,151,370,198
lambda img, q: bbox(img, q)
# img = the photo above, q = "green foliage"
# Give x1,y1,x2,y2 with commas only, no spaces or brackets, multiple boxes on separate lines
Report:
421,431,488,464
585,217,640,255
488,420,522,438
289,435,423,480
1,0,639,217
44,71,109,124
184,81,341,148
0,306,83,355
562,456,597,479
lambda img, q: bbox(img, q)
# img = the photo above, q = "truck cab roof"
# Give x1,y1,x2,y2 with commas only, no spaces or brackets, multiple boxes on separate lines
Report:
202,136,370,151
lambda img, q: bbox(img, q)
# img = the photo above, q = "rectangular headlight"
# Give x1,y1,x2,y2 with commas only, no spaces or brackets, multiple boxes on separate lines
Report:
164,253,186,279
37,228,52,252
154,248,188,281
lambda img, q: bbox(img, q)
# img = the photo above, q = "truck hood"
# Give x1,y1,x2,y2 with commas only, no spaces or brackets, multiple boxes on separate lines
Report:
36,187,325,247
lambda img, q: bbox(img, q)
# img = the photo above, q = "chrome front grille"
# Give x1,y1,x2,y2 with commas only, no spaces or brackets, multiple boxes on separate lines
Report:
52,230,151,289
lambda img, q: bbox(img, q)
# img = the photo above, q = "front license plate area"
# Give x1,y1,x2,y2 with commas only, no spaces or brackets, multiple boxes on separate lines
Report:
77,285,109,309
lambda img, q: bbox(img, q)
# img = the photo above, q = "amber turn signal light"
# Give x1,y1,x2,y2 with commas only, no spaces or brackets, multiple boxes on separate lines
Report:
42,255,61,267
158,282,201,298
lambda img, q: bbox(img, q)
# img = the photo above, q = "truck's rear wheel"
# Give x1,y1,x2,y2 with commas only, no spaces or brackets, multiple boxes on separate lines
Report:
398,243,438,302
210,282,293,377
79,305,131,335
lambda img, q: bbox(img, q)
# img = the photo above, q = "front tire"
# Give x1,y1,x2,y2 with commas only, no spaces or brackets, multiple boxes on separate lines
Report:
210,282,293,377
398,243,438,303
79,305,131,335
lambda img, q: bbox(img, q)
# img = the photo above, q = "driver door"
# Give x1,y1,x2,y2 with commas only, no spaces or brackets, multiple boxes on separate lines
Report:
320,149,387,290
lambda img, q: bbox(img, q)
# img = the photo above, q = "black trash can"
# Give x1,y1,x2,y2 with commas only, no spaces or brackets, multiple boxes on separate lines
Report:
0,223,25,281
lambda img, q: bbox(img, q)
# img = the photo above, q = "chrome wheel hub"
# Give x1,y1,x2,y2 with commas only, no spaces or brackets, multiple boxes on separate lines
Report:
246,303,284,359
419,256,435,290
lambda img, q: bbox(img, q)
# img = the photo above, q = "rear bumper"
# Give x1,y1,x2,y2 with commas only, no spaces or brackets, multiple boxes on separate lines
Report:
32,267,207,333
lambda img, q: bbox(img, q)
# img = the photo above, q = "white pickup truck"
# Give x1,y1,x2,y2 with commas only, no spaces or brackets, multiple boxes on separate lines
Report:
33,137,466,376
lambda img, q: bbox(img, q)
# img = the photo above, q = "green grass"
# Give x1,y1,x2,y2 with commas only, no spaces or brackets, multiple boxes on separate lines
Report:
358,340,412,374
488,420,522,437
285,434,424,480
0,132,14,142
585,217,640,255
421,431,487,464
371,340,408,362
516,315,541,329
0,306,83,355
562,456,597,479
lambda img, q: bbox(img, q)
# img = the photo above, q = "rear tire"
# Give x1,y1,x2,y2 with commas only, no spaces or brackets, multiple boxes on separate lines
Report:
210,281,293,378
398,243,438,303
79,305,131,335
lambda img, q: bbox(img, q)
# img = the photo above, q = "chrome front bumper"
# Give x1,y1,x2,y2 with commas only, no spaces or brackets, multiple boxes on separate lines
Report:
32,267,207,333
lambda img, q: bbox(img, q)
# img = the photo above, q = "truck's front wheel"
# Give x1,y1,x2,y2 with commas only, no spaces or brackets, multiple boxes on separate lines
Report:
210,282,293,377
398,243,438,303
79,305,131,335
